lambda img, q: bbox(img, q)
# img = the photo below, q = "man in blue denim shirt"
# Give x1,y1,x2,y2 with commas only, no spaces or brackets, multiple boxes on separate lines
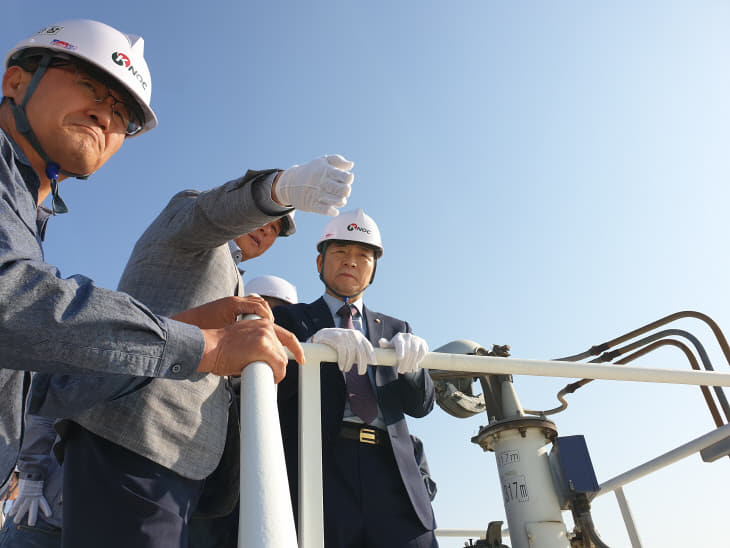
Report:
0,416,62,548
0,17,352,506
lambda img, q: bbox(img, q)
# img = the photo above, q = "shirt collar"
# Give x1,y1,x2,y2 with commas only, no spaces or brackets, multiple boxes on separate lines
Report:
227,240,243,264
322,292,364,319
37,206,52,240
2,129,41,204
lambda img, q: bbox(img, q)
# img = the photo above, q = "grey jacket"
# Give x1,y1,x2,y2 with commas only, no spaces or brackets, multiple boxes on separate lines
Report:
0,129,202,494
71,170,288,480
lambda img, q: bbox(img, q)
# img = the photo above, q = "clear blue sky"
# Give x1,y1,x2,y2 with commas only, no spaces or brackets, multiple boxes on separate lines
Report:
3,1,730,546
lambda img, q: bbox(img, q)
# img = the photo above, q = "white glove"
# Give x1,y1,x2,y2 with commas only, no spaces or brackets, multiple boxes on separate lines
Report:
275,154,354,216
378,333,429,374
312,328,375,376
9,478,52,526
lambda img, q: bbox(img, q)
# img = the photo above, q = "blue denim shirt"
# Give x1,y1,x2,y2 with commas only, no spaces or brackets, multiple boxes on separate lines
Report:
15,414,63,528
0,129,205,494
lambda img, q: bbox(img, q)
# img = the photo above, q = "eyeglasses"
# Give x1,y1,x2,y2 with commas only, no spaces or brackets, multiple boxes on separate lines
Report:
52,62,143,136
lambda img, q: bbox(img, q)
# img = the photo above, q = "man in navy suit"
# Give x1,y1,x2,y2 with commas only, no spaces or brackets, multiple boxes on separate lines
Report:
275,209,438,548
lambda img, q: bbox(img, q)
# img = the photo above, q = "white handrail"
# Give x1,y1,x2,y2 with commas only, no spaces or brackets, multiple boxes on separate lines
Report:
595,422,730,496
289,344,730,547
238,361,297,547
293,344,730,386
589,423,730,546
434,527,510,539
298,349,324,548
614,487,642,548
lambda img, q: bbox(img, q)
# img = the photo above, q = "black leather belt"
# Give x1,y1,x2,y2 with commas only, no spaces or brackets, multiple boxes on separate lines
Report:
339,422,389,447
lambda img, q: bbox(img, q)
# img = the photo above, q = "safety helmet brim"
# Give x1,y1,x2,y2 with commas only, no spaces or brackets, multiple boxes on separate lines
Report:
315,208,383,258
5,20,157,136
279,210,296,237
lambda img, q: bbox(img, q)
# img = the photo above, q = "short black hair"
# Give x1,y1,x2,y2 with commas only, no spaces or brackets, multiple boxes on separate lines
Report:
278,215,291,236
318,239,379,258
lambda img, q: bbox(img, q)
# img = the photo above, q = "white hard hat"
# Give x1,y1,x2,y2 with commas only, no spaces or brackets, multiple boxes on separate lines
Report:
245,275,298,304
315,208,383,258
279,210,296,237
5,19,157,136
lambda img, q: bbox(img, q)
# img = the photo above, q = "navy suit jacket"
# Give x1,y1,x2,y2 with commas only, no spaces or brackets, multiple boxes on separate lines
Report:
275,297,436,530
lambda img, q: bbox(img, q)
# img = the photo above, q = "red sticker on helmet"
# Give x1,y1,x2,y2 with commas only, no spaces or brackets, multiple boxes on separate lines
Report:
50,39,77,51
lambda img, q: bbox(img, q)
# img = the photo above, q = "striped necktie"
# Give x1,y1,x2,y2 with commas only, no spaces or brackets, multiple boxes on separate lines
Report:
337,304,378,424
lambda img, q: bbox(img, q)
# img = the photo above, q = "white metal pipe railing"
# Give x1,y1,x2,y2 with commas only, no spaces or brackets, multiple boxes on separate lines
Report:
294,344,730,548
594,422,730,496
588,424,730,548
237,312,297,548
298,345,730,387
614,487,642,548
238,360,297,546
435,527,510,539
298,350,325,548
227,339,730,547
435,528,489,538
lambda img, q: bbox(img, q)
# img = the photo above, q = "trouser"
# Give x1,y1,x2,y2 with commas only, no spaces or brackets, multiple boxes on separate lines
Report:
0,519,61,548
187,501,239,548
61,424,205,548
323,435,438,548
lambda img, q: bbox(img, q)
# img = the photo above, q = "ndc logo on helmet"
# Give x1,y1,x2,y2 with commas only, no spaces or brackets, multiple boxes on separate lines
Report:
347,223,371,234
112,52,131,67
111,52,149,91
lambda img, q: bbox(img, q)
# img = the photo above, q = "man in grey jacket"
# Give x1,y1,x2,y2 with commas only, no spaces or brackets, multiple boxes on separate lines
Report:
0,215,296,548
52,165,348,548
0,15,352,517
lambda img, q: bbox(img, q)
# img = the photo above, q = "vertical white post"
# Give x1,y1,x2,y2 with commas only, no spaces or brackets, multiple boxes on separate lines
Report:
298,357,324,548
614,487,643,548
238,360,297,547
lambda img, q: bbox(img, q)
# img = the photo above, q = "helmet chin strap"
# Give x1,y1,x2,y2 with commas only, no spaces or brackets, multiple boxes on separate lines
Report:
10,52,91,214
319,270,362,302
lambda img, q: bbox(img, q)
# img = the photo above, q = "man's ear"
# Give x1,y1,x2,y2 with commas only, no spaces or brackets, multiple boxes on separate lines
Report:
2,66,30,102
316,253,323,274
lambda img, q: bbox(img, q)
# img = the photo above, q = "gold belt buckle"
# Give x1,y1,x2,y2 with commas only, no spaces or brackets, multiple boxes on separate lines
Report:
359,427,377,445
